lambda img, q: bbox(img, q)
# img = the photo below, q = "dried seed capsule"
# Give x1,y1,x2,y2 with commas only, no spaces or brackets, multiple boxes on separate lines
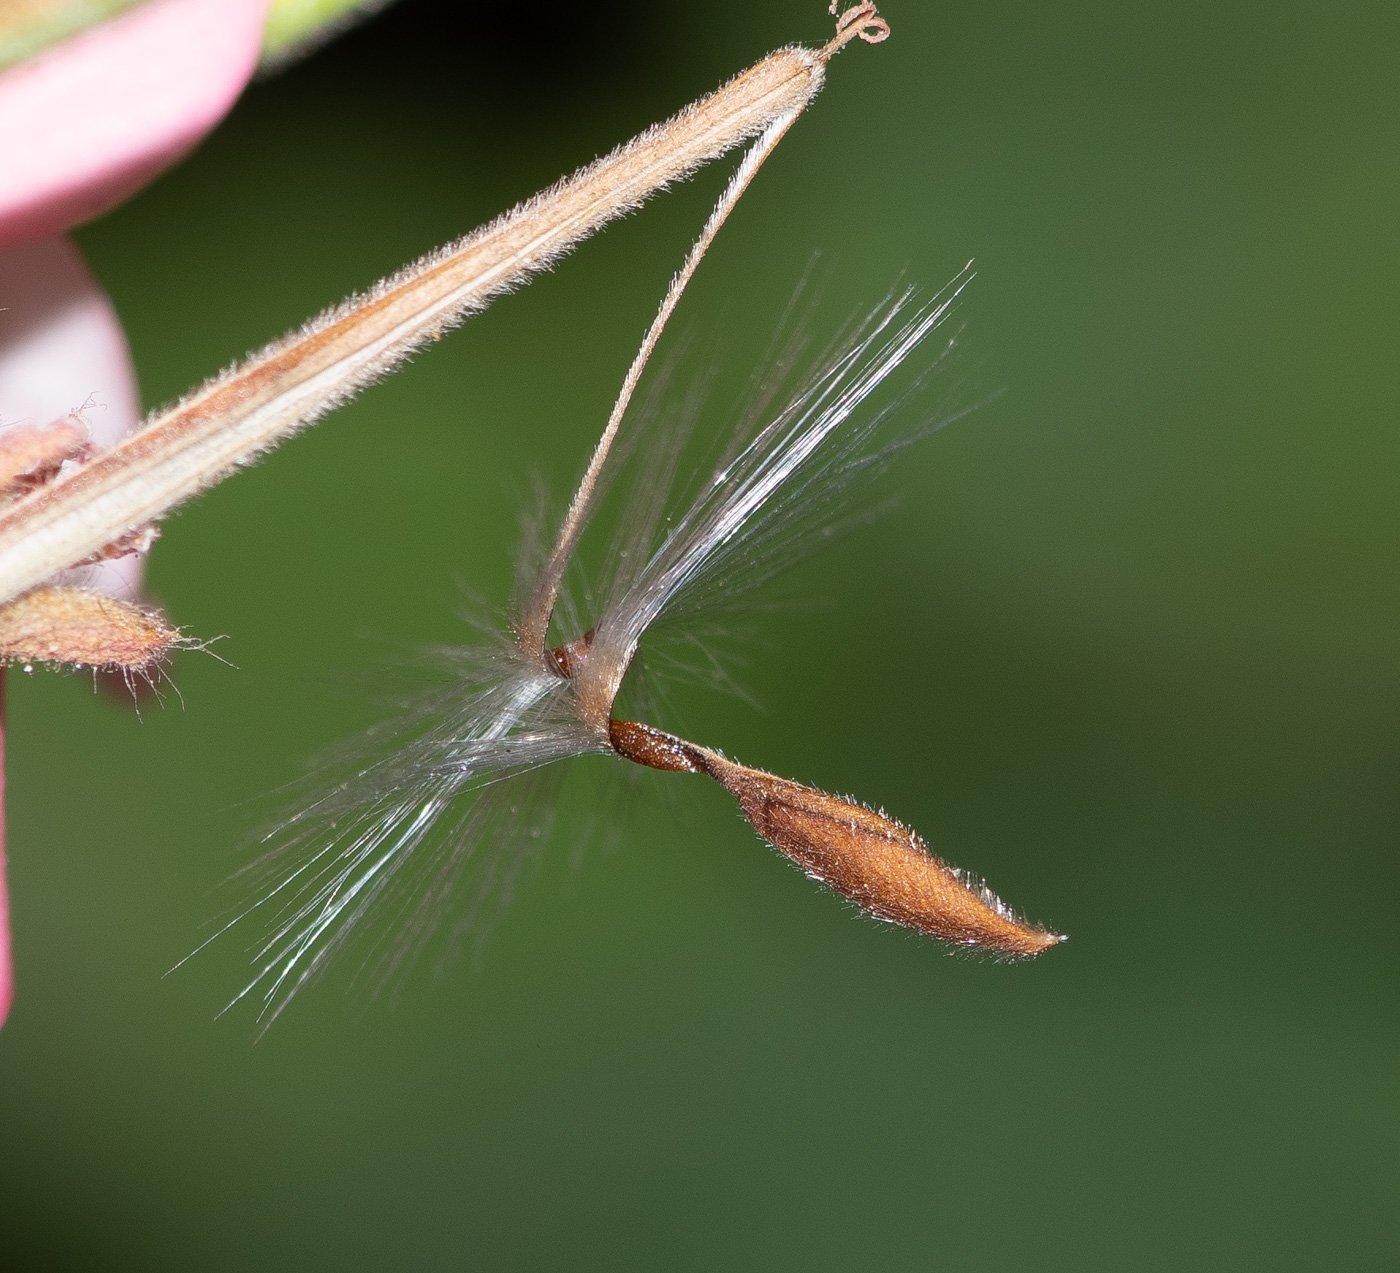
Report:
611,719,1062,958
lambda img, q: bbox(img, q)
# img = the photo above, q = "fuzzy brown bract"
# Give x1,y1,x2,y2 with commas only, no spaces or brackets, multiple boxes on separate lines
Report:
0,584,178,673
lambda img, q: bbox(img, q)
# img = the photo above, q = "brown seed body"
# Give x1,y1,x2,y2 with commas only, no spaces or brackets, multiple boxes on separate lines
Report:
610,720,1061,958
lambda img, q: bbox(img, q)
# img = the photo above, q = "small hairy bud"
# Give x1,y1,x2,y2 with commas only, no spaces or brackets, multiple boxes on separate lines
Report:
74,522,159,565
0,584,179,672
0,419,88,496
611,720,1062,958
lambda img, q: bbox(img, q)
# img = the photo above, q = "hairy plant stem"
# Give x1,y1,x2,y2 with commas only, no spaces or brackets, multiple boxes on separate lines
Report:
0,37,836,607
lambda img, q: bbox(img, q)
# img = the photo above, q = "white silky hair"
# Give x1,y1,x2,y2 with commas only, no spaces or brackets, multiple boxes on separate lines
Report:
575,272,974,723
210,269,975,1025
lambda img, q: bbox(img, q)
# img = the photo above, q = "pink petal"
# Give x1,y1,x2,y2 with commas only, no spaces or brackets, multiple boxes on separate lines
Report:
0,671,8,1027
0,234,144,597
0,0,270,253
0,233,145,1027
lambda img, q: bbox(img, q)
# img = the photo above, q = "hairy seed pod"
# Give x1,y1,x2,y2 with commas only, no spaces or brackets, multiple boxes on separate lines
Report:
611,720,1062,957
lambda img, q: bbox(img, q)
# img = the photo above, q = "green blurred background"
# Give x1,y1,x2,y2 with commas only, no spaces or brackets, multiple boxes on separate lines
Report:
2,1,1397,1267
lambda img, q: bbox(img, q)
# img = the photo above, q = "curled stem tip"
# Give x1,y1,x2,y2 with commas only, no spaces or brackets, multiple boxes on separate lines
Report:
820,2,890,60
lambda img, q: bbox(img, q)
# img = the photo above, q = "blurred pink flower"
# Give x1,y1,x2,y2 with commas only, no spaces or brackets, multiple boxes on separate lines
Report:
0,0,272,1028
0,0,270,251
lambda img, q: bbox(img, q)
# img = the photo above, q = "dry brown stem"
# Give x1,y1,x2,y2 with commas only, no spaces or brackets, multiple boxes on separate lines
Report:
519,103,809,659
519,4,891,658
